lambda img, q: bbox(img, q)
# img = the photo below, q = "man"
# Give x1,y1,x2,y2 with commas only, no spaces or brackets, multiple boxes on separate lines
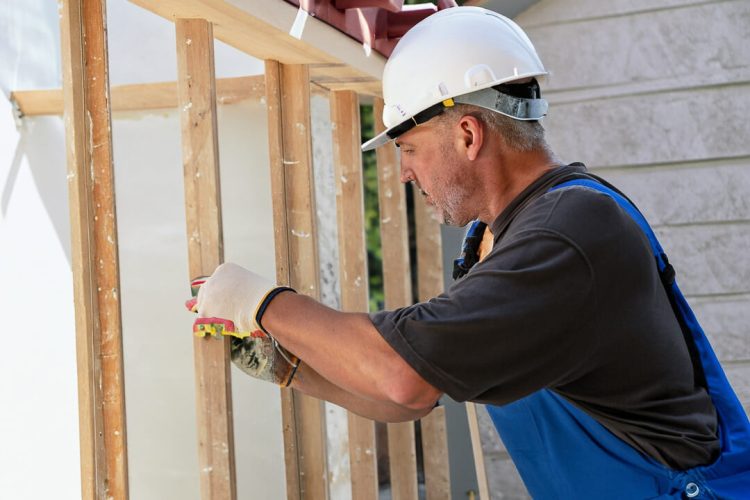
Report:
194,7,750,498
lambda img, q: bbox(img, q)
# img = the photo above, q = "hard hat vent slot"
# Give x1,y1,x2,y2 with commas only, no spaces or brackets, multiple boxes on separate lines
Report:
465,64,497,88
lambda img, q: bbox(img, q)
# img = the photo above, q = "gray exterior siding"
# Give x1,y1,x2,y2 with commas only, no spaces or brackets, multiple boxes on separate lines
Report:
480,1,750,497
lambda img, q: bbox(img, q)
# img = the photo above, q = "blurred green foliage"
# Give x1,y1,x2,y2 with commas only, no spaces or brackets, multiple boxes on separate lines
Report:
360,104,385,312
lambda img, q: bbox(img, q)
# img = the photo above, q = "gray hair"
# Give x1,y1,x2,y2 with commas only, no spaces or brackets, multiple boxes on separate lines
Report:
437,104,548,153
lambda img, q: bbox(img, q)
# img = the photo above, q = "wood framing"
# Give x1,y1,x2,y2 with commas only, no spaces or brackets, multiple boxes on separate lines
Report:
420,405,451,500
466,403,490,500
175,18,237,500
414,194,445,303
330,90,379,500
59,1,129,499
11,76,265,116
374,97,419,500
413,192,452,500
53,1,473,498
129,0,385,94
265,60,329,500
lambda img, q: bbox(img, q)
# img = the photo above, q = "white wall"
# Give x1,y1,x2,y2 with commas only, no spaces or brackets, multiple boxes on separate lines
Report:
0,1,292,498
478,1,750,498
0,102,81,500
0,2,79,498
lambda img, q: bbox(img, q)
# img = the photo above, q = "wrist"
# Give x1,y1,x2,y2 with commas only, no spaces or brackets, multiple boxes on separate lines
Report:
254,286,296,334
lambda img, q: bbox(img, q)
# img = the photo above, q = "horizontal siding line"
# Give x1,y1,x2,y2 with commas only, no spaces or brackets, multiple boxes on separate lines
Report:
719,359,750,367
545,78,750,107
653,219,750,229
519,0,738,30
685,292,750,302
586,154,750,173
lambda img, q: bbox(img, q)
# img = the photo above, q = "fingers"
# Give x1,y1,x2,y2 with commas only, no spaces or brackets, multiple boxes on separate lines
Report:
185,297,198,312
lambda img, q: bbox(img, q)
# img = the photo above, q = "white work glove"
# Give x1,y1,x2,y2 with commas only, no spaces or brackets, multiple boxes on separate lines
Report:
196,262,285,333
192,262,299,386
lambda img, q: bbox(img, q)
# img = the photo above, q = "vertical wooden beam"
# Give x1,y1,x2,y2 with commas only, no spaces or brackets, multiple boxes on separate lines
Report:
373,97,419,500
175,18,236,500
466,403,490,500
413,189,451,500
60,1,129,499
420,406,451,500
330,90,379,500
265,60,329,500
265,60,302,500
413,194,445,303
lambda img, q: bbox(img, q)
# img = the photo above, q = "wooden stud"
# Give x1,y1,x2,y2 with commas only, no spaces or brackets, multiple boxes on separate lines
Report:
330,90,379,500
60,1,129,498
466,403,491,500
385,422,418,500
373,97,419,500
11,76,266,116
413,192,445,303
413,189,452,500
264,60,329,500
420,406,451,500
175,18,236,500
374,97,412,311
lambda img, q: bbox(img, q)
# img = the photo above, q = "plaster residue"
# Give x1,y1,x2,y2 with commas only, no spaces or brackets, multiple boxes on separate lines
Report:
311,93,351,499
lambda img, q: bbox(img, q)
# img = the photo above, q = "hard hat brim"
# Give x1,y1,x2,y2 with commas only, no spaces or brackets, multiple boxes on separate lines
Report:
361,129,392,152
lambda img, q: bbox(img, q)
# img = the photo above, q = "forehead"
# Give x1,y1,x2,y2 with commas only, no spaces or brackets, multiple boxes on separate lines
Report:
396,120,441,146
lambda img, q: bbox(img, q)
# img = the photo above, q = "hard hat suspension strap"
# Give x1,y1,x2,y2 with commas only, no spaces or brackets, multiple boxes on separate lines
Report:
454,86,548,121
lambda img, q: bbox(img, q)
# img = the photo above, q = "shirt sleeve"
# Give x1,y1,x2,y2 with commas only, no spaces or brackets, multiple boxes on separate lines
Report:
370,229,597,404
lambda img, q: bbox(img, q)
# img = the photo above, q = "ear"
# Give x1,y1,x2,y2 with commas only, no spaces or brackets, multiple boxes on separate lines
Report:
458,115,484,161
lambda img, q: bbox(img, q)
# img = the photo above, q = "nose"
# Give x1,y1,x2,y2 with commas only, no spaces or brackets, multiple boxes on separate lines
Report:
399,161,413,184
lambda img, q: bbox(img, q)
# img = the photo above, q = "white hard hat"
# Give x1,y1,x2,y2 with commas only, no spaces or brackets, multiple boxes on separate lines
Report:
362,6,548,151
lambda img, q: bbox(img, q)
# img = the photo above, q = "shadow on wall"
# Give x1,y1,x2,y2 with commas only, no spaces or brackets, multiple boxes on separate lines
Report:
2,115,71,263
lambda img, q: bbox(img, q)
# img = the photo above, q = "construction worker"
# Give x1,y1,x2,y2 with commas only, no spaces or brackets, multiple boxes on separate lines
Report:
193,7,750,498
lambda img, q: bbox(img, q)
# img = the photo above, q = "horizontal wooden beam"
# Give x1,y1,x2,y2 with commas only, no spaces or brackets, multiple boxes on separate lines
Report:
10,76,265,116
128,0,384,93
309,64,382,95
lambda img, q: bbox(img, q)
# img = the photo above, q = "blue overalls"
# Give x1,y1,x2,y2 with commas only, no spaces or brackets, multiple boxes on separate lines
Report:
485,179,750,499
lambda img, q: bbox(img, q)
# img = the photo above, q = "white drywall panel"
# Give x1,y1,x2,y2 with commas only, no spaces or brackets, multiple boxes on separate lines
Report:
0,2,77,498
112,100,285,500
0,107,80,499
1,1,283,498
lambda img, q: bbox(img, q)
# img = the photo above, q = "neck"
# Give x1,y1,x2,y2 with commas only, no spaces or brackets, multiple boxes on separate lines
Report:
477,146,561,224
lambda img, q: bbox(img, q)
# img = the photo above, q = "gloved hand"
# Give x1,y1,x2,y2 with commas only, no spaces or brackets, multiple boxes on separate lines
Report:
189,262,300,386
230,333,299,387
195,262,292,333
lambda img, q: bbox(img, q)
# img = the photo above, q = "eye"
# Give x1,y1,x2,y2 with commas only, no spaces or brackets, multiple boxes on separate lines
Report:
395,142,414,154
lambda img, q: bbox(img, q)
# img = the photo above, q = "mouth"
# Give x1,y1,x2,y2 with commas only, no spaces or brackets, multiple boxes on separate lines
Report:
421,189,434,207
411,180,428,198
